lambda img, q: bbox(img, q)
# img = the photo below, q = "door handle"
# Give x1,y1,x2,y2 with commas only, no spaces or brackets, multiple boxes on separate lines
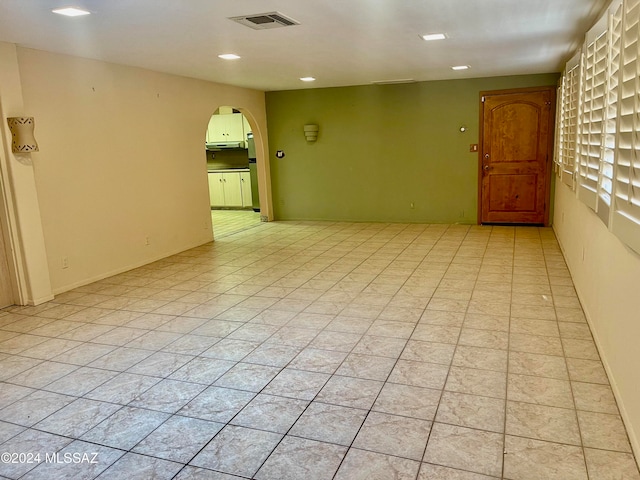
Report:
484,165,490,171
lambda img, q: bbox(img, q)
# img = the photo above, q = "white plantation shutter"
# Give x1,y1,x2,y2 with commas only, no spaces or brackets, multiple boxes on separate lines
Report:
597,2,623,225
561,55,581,188
612,0,640,253
577,19,608,209
554,77,565,178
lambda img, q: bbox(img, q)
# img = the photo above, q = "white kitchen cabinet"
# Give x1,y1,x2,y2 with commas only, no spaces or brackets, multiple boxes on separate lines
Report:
207,113,246,144
208,173,225,206
240,171,252,207
208,172,243,207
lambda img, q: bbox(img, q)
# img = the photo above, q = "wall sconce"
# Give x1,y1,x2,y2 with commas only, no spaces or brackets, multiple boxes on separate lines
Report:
304,124,319,142
7,117,39,153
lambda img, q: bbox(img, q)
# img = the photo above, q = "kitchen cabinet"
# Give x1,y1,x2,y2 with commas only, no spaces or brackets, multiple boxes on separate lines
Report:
208,173,225,206
208,172,243,207
240,171,252,207
207,113,246,144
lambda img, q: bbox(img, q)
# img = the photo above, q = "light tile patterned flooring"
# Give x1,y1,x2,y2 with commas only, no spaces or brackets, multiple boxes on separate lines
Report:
0,221,638,480
211,210,262,239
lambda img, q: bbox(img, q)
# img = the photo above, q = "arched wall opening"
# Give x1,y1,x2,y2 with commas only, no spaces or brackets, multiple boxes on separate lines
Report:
203,105,273,238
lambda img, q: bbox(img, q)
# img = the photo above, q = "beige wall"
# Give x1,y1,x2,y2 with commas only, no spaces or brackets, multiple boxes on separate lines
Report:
0,42,53,305
553,182,640,460
14,47,269,294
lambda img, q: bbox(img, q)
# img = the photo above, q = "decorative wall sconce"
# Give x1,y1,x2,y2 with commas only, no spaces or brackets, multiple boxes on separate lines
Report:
7,117,39,153
304,124,319,142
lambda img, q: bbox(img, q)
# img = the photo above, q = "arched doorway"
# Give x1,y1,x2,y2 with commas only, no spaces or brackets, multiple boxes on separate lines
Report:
205,106,263,238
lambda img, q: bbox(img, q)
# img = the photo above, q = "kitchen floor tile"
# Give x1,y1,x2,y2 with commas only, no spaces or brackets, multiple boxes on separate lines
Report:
34,398,121,437
507,373,573,409
80,406,170,450
132,416,223,463
505,401,580,445
190,425,282,478
373,383,441,420
21,441,124,480
436,391,505,433
352,411,431,460
423,423,503,478
388,359,450,389
178,386,255,422
231,393,308,433
0,390,75,427
315,375,383,409
289,401,367,446
334,448,420,480
0,429,73,479
583,448,640,480
1,222,637,480
96,452,183,480
503,435,587,480
254,436,347,480
445,366,507,399
577,410,632,452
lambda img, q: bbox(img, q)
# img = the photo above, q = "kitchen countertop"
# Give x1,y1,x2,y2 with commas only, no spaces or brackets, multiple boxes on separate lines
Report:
207,168,250,173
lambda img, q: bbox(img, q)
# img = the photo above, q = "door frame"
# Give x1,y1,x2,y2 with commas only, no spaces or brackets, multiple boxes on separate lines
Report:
477,85,556,226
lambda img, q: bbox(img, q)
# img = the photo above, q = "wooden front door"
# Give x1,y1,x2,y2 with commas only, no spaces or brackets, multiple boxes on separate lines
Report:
479,87,555,224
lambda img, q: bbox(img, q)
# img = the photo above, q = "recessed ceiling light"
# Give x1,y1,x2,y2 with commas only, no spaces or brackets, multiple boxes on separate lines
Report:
421,33,446,41
451,65,470,71
300,77,316,82
52,7,91,17
218,54,241,60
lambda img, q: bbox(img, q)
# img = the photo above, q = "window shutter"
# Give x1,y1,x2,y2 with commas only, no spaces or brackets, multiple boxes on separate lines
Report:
561,55,581,188
612,0,640,253
597,2,623,225
554,77,565,178
577,24,608,209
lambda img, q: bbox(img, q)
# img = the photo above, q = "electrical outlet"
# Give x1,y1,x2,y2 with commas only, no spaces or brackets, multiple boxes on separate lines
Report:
410,202,415,209
459,210,465,218
145,236,150,246
582,247,586,262
62,257,69,269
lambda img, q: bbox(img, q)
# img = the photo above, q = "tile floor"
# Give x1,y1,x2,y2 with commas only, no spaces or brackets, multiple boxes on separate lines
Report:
211,210,262,239
0,221,638,480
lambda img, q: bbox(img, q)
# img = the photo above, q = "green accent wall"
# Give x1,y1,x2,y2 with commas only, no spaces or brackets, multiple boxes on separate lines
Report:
266,73,560,223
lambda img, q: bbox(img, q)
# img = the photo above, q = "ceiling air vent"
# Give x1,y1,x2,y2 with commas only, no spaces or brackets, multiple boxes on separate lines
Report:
230,12,300,30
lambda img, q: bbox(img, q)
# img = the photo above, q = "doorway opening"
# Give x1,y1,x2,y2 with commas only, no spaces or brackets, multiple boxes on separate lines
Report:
205,106,262,238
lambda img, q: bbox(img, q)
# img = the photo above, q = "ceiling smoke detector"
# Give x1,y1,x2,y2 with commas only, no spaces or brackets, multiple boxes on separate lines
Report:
229,12,300,30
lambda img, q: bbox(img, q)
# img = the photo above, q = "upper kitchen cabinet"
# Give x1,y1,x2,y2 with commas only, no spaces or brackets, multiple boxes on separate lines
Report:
206,106,252,146
207,113,245,143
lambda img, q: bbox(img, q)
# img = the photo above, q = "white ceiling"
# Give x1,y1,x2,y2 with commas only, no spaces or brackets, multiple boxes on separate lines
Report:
0,0,608,91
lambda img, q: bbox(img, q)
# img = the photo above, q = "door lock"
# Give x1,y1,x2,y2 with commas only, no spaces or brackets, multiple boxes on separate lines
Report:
484,165,490,171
